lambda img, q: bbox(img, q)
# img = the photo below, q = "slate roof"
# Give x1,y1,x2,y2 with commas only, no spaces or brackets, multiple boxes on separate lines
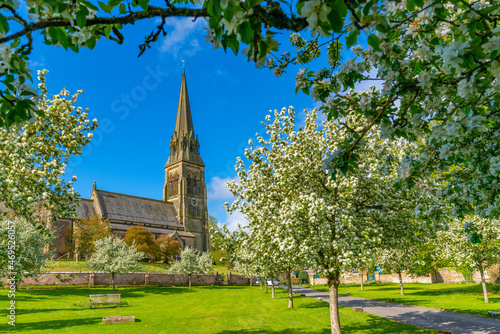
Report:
94,190,182,228
109,223,194,238
75,199,96,220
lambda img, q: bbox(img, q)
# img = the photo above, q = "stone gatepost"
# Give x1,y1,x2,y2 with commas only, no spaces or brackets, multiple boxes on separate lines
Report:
145,273,149,287
214,270,219,285
227,271,231,285
89,272,95,287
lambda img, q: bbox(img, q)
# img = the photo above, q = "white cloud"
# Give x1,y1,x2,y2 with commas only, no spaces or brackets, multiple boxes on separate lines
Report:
159,18,207,58
207,176,237,200
224,210,249,231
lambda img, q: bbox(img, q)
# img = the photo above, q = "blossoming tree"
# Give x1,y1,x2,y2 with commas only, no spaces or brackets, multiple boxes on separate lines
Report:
437,216,500,303
375,248,419,295
227,106,436,334
0,69,97,221
87,235,144,291
169,246,213,289
0,218,54,288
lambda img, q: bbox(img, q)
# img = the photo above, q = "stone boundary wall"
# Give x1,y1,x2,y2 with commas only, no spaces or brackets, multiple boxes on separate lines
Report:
1,272,250,287
307,269,488,285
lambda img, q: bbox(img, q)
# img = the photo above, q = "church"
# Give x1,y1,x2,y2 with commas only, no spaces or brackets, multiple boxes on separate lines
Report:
50,70,210,256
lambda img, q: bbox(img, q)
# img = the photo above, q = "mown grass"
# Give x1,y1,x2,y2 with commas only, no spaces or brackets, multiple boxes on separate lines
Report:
0,286,434,333
46,261,237,276
45,260,171,273
306,282,500,317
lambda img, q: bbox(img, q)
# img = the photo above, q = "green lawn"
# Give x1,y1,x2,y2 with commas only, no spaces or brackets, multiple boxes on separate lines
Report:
0,286,434,333
46,260,238,275
46,260,171,273
307,282,500,317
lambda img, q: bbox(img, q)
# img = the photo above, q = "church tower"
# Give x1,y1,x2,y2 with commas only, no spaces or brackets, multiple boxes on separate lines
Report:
163,69,209,252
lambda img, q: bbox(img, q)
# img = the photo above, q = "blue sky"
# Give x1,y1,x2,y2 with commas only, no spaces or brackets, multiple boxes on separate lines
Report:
30,17,325,229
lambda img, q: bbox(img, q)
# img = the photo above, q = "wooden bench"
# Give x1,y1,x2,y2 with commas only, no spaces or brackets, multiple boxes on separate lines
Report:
89,294,121,309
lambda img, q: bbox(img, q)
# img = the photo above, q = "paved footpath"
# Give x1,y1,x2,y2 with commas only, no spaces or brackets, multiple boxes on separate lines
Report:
284,286,500,334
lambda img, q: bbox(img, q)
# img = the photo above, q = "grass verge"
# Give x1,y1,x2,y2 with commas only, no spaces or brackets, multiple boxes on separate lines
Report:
0,285,434,333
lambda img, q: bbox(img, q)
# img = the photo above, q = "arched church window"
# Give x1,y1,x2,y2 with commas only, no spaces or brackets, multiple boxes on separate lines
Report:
187,172,200,196
169,173,179,197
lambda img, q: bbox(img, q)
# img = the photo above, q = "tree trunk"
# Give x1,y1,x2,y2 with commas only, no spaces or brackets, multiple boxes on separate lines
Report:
360,269,364,291
265,278,268,293
479,266,489,303
271,277,276,298
188,275,192,289
398,271,404,295
249,276,252,287
328,271,342,334
260,277,263,290
111,272,115,291
286,268,293,308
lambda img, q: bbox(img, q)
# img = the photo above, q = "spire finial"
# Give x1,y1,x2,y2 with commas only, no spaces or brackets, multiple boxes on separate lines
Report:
182,59,185,69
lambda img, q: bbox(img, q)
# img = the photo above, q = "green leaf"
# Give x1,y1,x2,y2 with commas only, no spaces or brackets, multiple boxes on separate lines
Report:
490,48,499,61
224,2,235,22
407,0,416,11
332,0,347,17
0,14,9,34
415,0,424,7
345,30,359,48
207,0,222,18
11,38,20,49
104,25,113,38
138,0,148,10
98,1,112,13
107,0,123,9
81,0,99,11
229,38,239,56
363,0,374,16
119,3,127,14
259,40,267,57
462,52,475,67
238,21,253,44
86,37,97,49
56,28,69,49
76,6,88,28
367,34,381,52
327,8,343,33
48,27,59,44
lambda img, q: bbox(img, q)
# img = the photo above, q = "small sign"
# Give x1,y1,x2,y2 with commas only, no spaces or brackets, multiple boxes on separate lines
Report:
192,199,197,205
367,274,376,281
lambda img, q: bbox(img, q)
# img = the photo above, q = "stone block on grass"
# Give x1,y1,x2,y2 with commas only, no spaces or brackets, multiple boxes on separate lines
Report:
488,311,500,318
102,316,135,324
352,307,363,312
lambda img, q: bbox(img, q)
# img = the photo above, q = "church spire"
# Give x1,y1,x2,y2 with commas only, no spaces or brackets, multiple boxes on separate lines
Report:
166,69,204,167
174,69,195,139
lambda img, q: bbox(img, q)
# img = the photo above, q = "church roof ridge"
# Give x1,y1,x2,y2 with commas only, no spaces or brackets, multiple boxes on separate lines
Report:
94,188,175,205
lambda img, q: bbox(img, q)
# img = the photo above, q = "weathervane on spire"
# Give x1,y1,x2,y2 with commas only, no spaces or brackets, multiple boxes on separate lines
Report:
182,60,185,69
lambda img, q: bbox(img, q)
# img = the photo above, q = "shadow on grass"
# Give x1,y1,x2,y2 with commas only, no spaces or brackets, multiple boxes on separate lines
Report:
216,315,430,334
0,317,103,333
